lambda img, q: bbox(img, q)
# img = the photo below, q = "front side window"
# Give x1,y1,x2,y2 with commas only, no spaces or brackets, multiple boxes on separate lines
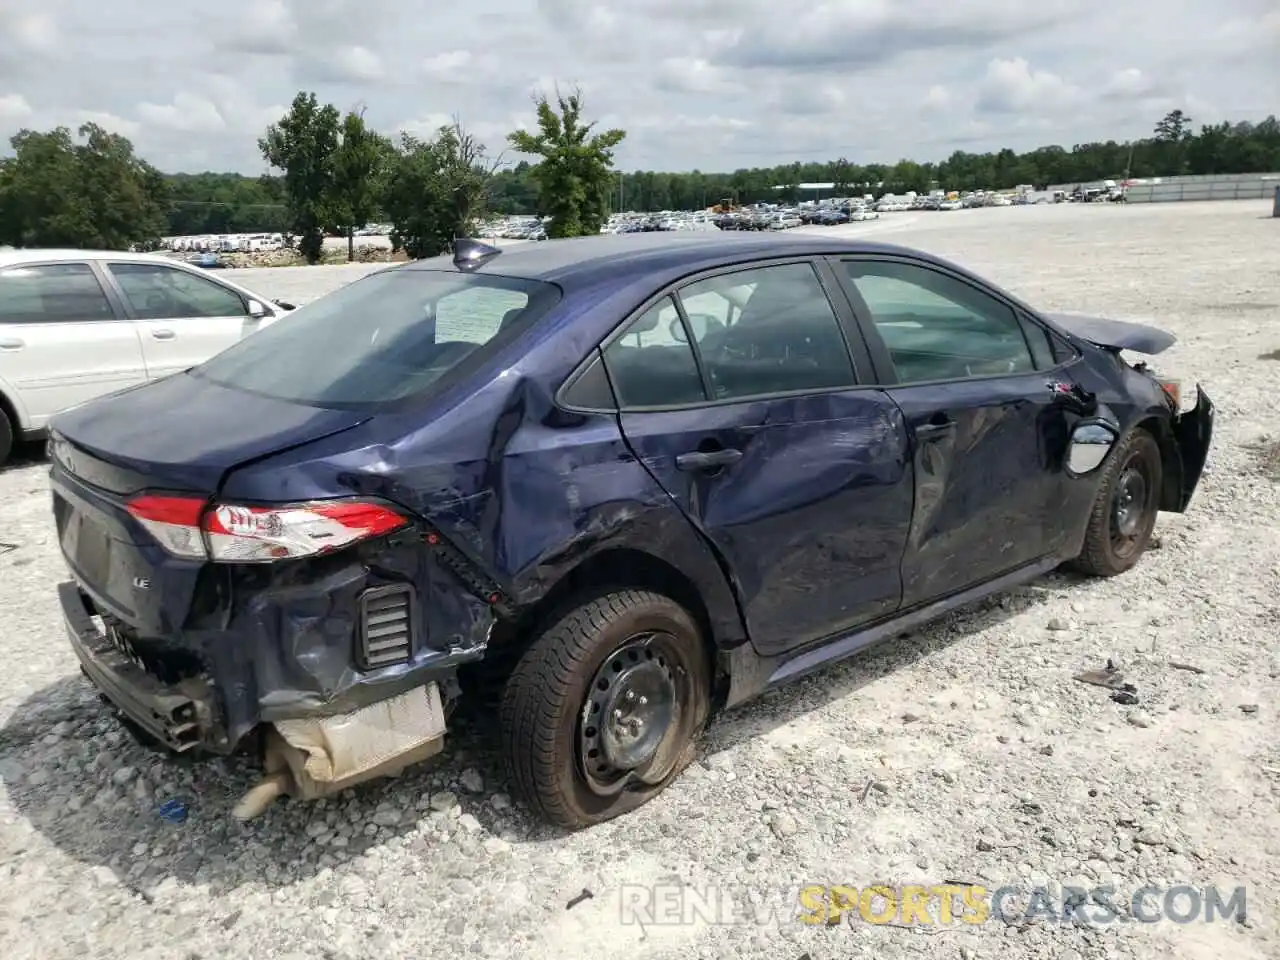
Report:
0,263,115,323
603,296,705,407
194,269,561,407
109,263,247,320
842,260,1035,384
677,262,855,400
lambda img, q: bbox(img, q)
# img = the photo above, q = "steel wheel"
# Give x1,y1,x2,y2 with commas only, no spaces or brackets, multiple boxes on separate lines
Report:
1110,457,1154,560
578,632,687,796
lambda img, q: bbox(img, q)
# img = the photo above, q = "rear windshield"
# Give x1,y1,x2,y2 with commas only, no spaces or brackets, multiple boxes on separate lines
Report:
193,269,560,407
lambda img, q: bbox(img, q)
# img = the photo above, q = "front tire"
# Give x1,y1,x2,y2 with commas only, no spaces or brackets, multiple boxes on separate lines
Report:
1070,428,1162,577
499,589,711,829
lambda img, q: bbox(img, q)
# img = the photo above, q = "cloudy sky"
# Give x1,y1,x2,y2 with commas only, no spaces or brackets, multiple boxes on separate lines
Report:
0,0,1276,175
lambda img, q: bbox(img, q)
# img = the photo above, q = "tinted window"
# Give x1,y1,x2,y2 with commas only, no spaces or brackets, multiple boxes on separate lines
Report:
843,260,1034,384
679,262,854,400
603,297,705,407
109,263,247,320
562,353,615,409
194,269,561,407
0,263,115,323
435,285,529,342
1019,314,1057,369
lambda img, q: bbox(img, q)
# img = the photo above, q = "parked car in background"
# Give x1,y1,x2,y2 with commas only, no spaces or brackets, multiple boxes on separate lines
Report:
48,233,1211,830
0,250,292,465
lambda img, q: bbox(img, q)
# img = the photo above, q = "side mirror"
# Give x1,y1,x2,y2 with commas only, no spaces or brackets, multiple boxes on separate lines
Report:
246,299,270,318
669,317,688,343
1065,420,1118,476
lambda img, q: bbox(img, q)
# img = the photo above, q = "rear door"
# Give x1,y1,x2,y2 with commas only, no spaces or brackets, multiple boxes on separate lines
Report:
104,261,265,379
0,261,146,428
605,258,915,657
831,255,1075,606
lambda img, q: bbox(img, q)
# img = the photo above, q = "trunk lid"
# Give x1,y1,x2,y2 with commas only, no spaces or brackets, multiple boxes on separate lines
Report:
1045,312,1176,355
49,372,370,633
50,371,370,495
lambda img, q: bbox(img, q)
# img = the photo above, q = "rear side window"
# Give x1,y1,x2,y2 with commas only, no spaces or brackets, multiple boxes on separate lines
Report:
603,296,705,407
108,263,246,320
0,263,115,323
1018,314,1058,369
193,269,561,407
842,260,1035,384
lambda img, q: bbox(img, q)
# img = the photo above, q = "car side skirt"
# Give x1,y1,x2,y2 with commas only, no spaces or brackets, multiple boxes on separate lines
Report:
723,553,1064,707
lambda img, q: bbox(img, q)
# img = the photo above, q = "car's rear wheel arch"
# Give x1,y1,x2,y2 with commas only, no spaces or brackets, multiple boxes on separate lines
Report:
510,548,719,660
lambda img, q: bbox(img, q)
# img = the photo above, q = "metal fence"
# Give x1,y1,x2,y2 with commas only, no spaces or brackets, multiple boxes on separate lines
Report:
1123,173,1280,203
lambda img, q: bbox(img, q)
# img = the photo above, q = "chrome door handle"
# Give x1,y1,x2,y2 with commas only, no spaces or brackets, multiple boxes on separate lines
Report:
0,338,23,350
150,329,175,340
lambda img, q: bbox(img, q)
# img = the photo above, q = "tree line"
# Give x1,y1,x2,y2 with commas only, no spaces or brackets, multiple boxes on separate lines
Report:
2,104,1278,260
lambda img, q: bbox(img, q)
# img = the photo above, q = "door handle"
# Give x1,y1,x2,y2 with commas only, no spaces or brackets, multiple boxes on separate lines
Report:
915,419,955,440
675,448,743,471
0,338,23,350
150,329,175,340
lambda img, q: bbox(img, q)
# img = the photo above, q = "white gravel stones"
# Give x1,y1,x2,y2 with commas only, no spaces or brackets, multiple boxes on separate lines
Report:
1,200,1278,960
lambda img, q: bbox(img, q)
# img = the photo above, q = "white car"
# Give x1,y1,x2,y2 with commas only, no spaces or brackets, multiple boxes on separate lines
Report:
0,249,292,465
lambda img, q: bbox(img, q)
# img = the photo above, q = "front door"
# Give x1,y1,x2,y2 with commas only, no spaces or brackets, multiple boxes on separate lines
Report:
0,261,147,427
834,256,1068,606
604,260,915,656
105,262,263,379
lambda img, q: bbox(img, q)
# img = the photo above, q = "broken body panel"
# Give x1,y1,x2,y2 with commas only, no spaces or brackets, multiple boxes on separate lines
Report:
47,234,1214,815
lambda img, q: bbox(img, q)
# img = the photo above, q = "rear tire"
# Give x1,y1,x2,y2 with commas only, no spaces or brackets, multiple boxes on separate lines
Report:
499,589,711,829
1070,428,1162,577
0,408,12,468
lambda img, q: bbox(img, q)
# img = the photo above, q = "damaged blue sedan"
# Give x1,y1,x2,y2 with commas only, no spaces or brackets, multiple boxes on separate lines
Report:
47,233,1213,827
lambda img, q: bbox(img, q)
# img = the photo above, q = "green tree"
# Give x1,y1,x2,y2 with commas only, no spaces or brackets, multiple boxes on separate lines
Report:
332,108,392,261
1153,109,1193,142
259,92,341,264
163,172,290,236
506,89,625,237
0,123,166,249
382,121,492,260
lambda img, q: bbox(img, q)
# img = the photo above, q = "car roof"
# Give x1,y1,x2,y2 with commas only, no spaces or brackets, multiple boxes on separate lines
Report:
0,248,198,267
397,232,924,285
0,248,275,300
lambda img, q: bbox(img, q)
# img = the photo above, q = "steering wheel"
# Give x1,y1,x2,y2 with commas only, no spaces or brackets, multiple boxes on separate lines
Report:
669,312,726,344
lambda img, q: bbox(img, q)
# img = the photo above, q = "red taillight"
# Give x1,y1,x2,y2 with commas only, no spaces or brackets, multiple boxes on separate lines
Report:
125,496,409,562
126,495,208,559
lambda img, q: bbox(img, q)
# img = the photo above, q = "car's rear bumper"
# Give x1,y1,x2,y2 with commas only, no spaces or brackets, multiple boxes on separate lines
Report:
60,567,483,755
1172,384,1213,511
59,580,220,752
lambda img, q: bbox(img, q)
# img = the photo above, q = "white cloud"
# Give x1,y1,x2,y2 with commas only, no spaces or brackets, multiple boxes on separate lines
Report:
0,93,33,122
976,57,1081,114
329,45,384,82
655,58,740,95
0,0,1274,172
922,85,955,112
137,93,226,134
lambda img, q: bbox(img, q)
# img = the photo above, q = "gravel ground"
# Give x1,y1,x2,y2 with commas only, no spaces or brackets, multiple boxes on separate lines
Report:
1,201,1277,960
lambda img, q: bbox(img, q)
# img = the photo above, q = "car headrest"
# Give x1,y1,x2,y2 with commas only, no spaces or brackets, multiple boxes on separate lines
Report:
499,307,524,330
